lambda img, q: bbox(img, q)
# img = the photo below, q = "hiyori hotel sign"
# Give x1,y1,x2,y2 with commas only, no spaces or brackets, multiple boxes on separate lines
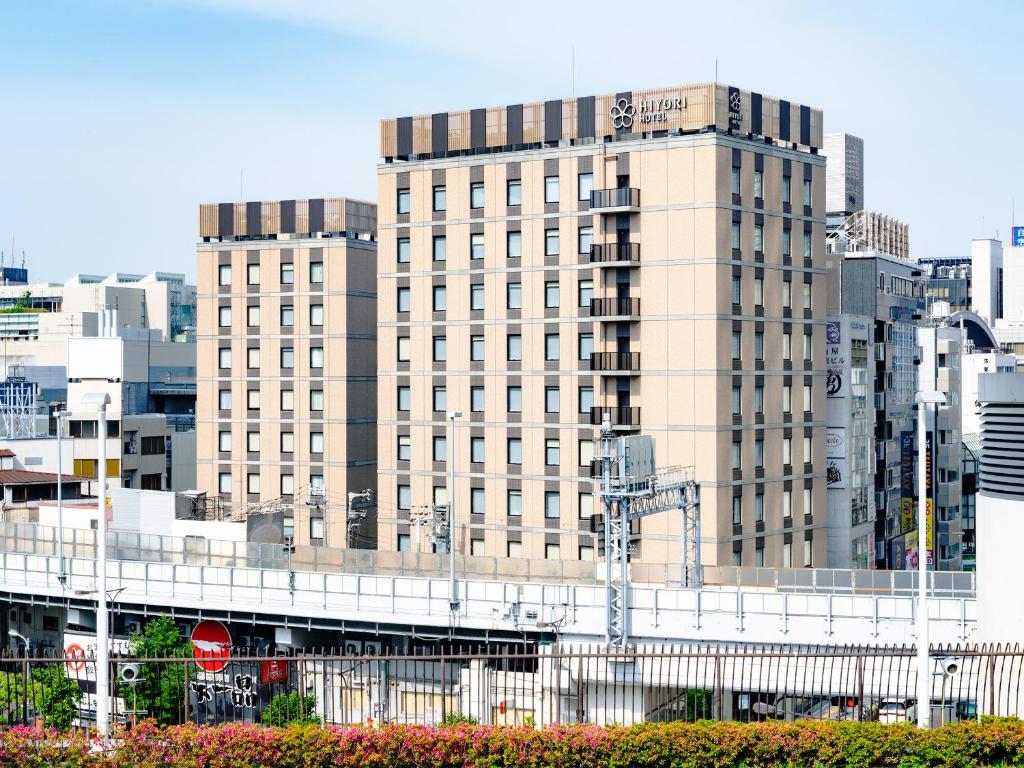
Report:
610,97,686,128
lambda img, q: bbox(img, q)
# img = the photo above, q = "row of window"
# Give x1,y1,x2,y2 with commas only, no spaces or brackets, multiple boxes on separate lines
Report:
218,471,323,497
732,488,814,524
218,345,325,370
218,304,324,328
395,483,594,519
217,261,323,287
399,226,593,264
730,329,814,362
730,435,814,471
730,223,813,257
402,434,568,467
400,278,593,313
217,388,324,411
397,383,593,416
398,331,595,365
397,535,594,562
398,173,596,215
219,429,324,454
734,539,813,568
732,382,814,416
730,167,812,207
732,275,812,309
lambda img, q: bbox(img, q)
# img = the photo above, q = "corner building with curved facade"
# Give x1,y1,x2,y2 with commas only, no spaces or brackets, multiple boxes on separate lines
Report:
376,83,827,570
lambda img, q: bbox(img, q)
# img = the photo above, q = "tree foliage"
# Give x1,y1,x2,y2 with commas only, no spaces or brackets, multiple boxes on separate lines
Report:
120,615,191,725
0,665,83,729
261,691,320,727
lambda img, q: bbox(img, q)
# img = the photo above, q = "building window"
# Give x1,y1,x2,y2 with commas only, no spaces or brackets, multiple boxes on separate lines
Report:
309,261,323,283
246,348,260,369
506,179,521,206
731,441,741,470
783,228,792,258
310,304,324,326
545,281,560,308
578,279,593,307
218,306,231,327
783,542,792,568
803,383,812,410
753,170,763,199
310,346,324,368
281,389,294,411
310,389,324,411
754,332,764,360
731,385,741,415
397,385,411,411
433,386,446,412
755,438,764,468
545,386,560,413
731,165,740,195
471,334,485,361
755,492,764,522
507,334,522,361
783,279,792,307
578,172,593,201
731,332,741,360
579,492,594,519
507,438,522,464
246,473,260,495
397,484,411,510
754,384,764,414
432,435,446,462
578,333,594,360
397,287,411,313
507,385,522,413
803,488,812,517
731,275,741,305
218,347,231,369
433,285,447,311
470,385,485,412
803,435,812,462
755,544,764,567
432,185,446,211
280,305,294,327
281,474,294,496
470,182,484,209
310,432,324,454
471,539,485,556
783,490,792,518
802,178,812,206
731,221,741,250
803,232,812,260
433,235,446,261
218,264,231,286
507,230,522,258
803,333,812,361
281,431,294,454
804,538,813,568
783,437,792,465
246,305,259,327
754,277,763,306
782,175,791,203
507,282,522,309
803,282,812,309
544,175,560,203
433,336,447,362
545,229,560,257
218,472,231,494
545,439,560,467
545,333,560,361
508,490,522,516
218,389,231,410
754,224,763,253
783,383,792,412
732,495,741,525
397,187,410,214
578,226,593,254
579,386,594,413
508,541,523,557
280,263,294,285
397,336,410,362
783,333,792,361
579,438,594,467
471,436,485,464
544,491,560,518
471,487,485,515
470,283,484,310
247,389,259,410
470,233,485,259
218,431,231,452
397,237,411,263
579,545,594,561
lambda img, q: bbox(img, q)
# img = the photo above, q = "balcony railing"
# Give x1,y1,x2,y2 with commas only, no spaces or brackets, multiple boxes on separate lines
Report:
590,242,640,264
589,406,641,427
590,351,641,373
590,297,640,318
590,188,640,211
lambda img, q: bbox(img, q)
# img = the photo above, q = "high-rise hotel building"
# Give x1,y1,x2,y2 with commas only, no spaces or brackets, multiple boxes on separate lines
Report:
196,198,378,547
377,84,827,568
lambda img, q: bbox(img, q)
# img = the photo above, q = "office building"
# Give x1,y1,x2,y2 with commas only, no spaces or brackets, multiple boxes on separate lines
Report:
196,197,378,548
918,257,971,314
822,133,863,222
971,239,1003,326
377,83,827,568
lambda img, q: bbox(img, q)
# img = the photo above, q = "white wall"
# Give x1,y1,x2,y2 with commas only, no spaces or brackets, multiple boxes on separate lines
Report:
1003,245,1024,321
971,239,1003,325
960,350,1016,435
976,492,1024,642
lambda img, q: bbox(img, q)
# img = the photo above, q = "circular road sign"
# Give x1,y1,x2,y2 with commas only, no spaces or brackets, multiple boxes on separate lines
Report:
191,620,232,673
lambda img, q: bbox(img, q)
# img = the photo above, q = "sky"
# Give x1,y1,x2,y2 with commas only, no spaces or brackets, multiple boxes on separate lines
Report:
1,0,1022,283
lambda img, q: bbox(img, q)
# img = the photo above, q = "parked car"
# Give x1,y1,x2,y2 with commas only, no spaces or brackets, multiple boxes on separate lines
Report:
878,699,916,723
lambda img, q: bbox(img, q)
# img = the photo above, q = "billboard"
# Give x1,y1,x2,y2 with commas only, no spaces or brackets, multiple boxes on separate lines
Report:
1013,226,1024,247
900,432,914,533
825,321,847,398
826,457,848,489
826,428,846,459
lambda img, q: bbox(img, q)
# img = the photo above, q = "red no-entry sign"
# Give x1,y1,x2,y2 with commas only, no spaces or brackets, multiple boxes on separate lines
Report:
191,620,232,673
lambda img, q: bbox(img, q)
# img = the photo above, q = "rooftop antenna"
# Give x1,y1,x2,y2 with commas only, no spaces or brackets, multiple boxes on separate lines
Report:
571,45,575,99
20,251,24,270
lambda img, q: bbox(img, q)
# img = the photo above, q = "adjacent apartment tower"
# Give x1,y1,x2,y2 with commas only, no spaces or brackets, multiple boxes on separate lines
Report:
376,83,827,568
196,198,378,547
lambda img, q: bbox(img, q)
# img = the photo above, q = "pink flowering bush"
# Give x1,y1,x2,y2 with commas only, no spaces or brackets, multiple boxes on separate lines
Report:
2,719,1024,767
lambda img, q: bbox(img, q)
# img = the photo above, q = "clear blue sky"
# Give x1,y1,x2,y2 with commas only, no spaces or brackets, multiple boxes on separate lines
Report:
2,0,1022,282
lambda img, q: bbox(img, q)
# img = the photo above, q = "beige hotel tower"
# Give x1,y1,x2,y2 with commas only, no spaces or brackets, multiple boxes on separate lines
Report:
196,198,378,547
376,84,827,569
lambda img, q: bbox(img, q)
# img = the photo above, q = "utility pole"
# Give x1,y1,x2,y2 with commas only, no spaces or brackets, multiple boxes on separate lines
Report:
447,411,462,614
54,409,69,586
346,489,374,547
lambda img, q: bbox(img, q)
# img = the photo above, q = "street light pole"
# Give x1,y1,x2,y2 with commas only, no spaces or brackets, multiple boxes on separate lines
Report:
82,392,111,738
447,410,462,613
915,390,945,730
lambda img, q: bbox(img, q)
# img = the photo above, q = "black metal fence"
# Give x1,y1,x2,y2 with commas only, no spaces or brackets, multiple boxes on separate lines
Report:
0,644,1021,730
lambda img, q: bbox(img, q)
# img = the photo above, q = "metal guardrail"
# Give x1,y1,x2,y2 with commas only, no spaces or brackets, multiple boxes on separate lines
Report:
0,644,1018,729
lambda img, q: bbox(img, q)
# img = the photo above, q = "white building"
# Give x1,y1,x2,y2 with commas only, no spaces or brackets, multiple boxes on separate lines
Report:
971,239,1003,326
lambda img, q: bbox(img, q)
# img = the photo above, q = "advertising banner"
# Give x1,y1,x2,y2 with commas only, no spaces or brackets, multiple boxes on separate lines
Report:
825,321,847,398
826,428,846,459
900,431,914,533
826,457,848,489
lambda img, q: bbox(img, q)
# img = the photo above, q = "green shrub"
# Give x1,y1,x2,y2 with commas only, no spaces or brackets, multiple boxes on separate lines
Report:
261,691,320,727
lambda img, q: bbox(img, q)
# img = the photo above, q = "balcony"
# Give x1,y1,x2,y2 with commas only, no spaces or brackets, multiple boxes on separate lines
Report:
590,351,641,374
589,406,641,429
590,188,640,213
590,297,640,319
590,242,640,266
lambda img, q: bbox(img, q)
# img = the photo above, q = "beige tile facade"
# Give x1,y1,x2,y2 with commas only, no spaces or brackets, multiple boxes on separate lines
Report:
377,84,827,570
196,198,377,547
